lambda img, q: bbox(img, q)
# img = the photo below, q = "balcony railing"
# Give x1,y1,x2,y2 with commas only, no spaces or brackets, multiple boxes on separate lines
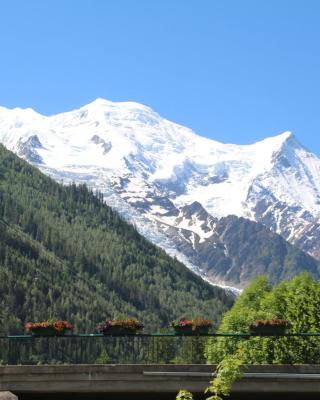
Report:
0,332,320,365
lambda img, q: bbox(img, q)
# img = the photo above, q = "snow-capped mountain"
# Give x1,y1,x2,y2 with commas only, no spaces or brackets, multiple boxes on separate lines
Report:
1,98,320,287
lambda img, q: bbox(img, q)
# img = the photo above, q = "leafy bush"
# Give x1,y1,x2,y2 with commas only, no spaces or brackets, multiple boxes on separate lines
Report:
205,273,320,364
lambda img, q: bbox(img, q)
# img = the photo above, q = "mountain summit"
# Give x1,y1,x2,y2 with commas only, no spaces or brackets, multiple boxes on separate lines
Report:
1,99,320,287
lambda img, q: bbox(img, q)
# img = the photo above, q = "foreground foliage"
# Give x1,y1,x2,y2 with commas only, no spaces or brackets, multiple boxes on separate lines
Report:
177,355,242,400
205,273,320,364
176,390,193,400
205,355,242,400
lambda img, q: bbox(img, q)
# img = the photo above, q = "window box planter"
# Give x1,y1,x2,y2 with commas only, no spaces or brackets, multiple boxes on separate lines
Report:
249,319,291,335
101,326,139,335
171,318,212,335
173,325,195,335
173,326,211,335
29,327,62,336
25,321,74,336
97,318,143,335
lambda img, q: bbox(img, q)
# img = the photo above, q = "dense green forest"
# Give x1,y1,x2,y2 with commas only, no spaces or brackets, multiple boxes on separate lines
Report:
205,273,320,364
0,145,232,334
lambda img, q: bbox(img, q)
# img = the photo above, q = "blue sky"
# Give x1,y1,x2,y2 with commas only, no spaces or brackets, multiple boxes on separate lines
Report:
1,0,320,154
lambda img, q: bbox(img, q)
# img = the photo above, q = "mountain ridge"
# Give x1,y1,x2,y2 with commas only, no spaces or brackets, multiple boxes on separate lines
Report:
1,99,320,286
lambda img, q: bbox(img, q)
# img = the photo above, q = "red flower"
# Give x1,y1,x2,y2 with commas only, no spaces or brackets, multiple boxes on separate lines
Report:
25,320,74,333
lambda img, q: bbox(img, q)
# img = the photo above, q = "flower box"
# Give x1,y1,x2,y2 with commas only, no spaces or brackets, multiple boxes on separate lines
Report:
173,325,195,335
172,318,212,335
249,319,291,335
97,318,143,335
25,320,74,336
173,326,210,335
101,326,138,335
29,327,61,336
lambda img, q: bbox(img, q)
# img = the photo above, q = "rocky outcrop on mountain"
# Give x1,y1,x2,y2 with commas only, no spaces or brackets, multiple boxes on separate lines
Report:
91,135,112,154
154,202,320,288
17,134,43,164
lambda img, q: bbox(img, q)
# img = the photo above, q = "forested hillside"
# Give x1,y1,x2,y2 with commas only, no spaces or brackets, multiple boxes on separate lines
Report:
0,145,232,334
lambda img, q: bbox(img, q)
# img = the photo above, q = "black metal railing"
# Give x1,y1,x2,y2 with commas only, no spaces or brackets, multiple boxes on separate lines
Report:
1,332,320,365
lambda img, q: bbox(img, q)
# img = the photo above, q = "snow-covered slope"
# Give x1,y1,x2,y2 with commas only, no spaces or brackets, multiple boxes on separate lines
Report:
1,98,320,286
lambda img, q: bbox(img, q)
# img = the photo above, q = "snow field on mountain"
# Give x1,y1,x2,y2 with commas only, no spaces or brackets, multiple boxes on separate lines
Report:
1,98,320,284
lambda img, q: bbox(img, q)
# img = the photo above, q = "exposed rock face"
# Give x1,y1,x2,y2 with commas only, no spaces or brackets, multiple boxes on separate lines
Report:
17,134,43,164
91,135,112,154
154,202,320,288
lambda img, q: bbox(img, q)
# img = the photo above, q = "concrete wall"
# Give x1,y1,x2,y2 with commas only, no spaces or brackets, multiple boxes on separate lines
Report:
1,364,320,396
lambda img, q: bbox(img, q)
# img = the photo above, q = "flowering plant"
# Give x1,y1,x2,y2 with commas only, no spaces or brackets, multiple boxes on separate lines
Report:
171,318,194,329
171,318,212,331
250,319,291,328
25,320,74,335
193,318,213,328
97,318,144,334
